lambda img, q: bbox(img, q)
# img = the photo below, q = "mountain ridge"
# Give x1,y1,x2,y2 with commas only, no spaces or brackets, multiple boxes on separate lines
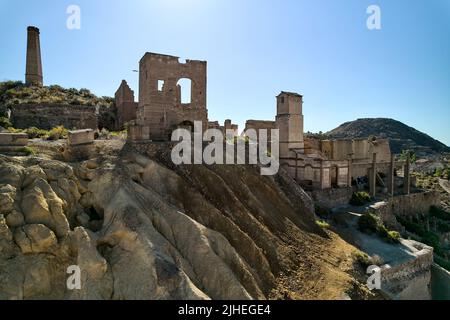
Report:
326,117,450,156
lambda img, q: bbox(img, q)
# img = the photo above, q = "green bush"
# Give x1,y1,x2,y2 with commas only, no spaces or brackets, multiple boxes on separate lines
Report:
349,191,372,206
7,127,23,133
399,149,417,164
430,206,450,222
386,230,401,243
20,146,36,156
0,116,12,128
352,251,371,268
358,213,379,233
48,125,68,140
316,220,330,229
396,215,443,255
25,127,49,139
359,213,400,243
434,168,443,178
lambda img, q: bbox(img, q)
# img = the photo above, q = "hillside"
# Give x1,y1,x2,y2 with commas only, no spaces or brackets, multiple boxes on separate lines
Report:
0,81,117,130
0,81,114,111
326,118,450,156
0,141,374,300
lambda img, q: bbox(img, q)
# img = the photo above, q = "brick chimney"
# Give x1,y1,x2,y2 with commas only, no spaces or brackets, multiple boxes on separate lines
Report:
25,26,43,86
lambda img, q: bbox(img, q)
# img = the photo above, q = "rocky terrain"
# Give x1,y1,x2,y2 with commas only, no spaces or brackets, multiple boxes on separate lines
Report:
0,140,374,300
326,118,450,156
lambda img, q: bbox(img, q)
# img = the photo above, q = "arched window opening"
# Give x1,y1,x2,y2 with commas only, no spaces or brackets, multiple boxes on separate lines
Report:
177,78,192,104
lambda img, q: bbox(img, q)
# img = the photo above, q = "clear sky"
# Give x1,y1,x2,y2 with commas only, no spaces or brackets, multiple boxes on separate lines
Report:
0,0,449,145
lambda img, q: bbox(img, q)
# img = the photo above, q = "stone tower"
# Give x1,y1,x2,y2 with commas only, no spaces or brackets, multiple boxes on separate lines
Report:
276,92,304,158
25,26,43,86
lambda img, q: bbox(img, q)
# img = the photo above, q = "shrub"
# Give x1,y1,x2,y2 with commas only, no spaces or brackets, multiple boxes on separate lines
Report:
349,191,371,206
352,251,384,267
48,125,68,140
0,117,12,128
434,168,443,178
7,127,23,133
25,127,49,139
352,251,371,267
358,213,379,233
430,206,450,222
21,146,36,156
386,230,401,243
359,213,400,243
399,149,417,163
316,220,330,229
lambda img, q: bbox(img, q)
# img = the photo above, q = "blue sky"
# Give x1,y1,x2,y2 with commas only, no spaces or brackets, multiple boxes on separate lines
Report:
0,0,449,145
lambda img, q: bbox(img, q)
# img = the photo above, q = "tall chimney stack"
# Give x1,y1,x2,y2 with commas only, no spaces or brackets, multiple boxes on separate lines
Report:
25,26,43,86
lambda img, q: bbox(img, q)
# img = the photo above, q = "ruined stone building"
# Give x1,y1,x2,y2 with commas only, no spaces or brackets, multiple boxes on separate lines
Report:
247,91,395,193
115,80,138,130
25,26,43,86
129,53,208,141
208,119,239,137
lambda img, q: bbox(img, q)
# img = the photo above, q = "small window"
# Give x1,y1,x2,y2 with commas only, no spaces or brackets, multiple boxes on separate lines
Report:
158,80,165,92
281,97,285,103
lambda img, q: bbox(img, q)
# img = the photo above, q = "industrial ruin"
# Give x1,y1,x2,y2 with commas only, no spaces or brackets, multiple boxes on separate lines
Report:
9,26,413,199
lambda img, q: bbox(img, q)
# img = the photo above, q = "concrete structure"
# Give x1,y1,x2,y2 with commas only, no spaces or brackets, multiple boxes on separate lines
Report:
67,129,95,146
0,133,28,146
10,104,98,130
115,80,137,130
25,26,43,86
130,52,208,141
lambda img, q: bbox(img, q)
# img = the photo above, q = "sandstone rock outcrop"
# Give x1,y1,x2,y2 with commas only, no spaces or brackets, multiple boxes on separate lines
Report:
0,147,364,300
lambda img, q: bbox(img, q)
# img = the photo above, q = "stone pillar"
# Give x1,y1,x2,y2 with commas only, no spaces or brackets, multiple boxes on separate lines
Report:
389,154,395,197
25,26,43,86
347,157,352,187
320,160,324,190
370,153,377,198
403,153,411,195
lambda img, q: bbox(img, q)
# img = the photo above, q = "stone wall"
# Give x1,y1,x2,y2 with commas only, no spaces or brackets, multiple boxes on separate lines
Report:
308,187,353,209
369,191,441,230
381,240,433,300
115,80,137,130
11,104,98,130
390,191,440,217
244,120,276,142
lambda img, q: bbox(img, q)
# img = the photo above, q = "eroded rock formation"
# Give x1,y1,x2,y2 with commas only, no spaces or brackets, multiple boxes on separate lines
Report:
0,146,366,300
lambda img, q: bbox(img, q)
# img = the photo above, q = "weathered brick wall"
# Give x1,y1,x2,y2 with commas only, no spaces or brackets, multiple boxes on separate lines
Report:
10,104,98,130
115,80,137,130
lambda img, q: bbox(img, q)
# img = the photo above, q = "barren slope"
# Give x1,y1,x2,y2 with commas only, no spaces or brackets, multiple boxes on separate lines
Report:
0,141,371,299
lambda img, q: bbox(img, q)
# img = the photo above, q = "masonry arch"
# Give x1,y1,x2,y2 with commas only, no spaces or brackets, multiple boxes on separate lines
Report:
176,78,192,104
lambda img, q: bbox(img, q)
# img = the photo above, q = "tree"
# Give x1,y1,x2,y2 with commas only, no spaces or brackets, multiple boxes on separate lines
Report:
399,149,416,164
